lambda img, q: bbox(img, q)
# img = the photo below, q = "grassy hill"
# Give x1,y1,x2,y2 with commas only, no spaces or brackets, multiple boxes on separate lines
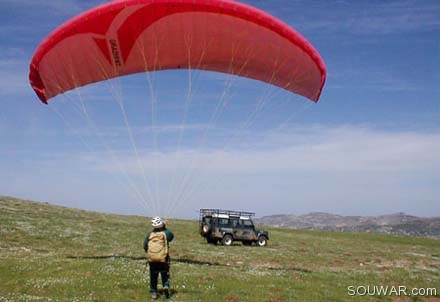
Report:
1,196,439,301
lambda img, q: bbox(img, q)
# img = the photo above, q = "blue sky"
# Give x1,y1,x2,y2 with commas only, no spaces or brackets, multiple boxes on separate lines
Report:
1,0,439,219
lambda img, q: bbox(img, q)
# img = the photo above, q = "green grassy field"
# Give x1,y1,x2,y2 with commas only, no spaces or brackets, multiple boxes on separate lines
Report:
1,196,439,301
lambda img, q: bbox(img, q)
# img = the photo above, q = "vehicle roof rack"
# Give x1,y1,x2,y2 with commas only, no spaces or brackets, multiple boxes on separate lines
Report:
199,208,255,217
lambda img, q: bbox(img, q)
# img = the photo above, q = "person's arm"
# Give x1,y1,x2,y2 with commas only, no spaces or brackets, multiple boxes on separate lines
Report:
165,229,174,243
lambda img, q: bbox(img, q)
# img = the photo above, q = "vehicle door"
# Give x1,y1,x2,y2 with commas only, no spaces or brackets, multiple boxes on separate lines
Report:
230,218,245,239
239,219,257,240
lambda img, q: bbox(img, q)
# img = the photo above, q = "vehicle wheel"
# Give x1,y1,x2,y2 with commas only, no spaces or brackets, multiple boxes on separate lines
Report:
202,224,210,234
257,236,267,247
222,234,233,246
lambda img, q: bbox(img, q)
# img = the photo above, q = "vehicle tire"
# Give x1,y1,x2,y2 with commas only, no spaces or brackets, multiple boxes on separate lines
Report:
257,236,267,247
222,234,233,246
202,224,210,234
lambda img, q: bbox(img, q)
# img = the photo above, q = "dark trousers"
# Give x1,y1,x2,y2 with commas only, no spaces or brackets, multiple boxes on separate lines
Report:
148,262,170,293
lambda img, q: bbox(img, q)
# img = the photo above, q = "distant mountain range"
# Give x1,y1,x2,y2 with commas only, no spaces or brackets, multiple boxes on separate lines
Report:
256,212,440,239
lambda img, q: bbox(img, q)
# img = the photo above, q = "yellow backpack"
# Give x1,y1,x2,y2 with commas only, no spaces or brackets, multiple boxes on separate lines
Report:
147,231,168,262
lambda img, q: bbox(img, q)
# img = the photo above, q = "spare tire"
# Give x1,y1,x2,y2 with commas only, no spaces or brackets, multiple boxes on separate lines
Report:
202,223,210,234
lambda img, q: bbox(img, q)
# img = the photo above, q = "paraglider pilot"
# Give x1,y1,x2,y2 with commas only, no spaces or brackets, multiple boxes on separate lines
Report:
143,217,174,300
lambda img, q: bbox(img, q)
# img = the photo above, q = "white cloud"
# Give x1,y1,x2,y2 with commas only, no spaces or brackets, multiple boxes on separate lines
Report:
1,0,89,16
305,1,440,35
0,49,35,97
8,125,438,217
356,1,440,34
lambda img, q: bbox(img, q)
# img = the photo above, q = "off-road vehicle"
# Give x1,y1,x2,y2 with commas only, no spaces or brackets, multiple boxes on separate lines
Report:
199,209,269,246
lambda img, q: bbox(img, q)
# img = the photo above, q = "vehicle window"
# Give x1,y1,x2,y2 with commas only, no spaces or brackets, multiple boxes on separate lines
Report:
241,220,253,227
230,218,239,227
219,218,229,226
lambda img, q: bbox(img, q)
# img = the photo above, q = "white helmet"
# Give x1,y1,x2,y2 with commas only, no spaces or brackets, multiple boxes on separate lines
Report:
151,216,164,228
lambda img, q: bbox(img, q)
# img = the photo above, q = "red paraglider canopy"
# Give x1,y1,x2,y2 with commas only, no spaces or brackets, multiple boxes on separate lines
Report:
29,0,326,103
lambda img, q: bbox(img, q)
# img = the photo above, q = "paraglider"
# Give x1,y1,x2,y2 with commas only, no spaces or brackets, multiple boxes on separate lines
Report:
29,0,326,104
28,0,327,218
